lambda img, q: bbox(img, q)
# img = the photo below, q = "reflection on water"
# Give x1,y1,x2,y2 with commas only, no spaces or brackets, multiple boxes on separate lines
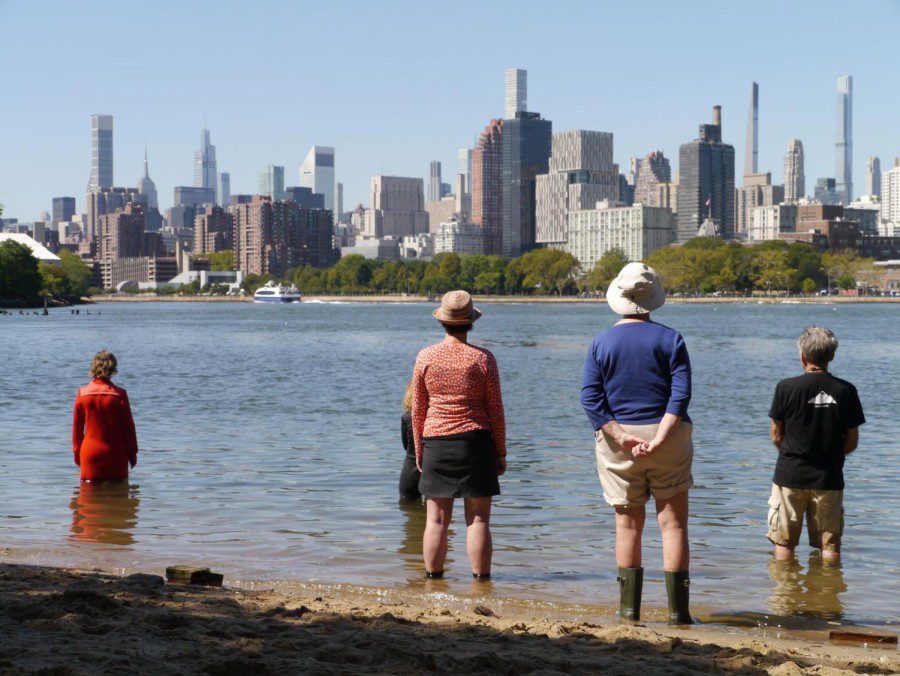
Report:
768,554,846,621
398,500,426,575
69,482,139,546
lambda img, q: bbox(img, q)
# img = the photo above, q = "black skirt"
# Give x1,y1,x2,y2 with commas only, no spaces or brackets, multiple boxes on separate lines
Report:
419,430,500,499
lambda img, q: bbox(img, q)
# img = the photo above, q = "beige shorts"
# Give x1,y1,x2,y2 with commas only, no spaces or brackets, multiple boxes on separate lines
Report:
594,422,693,507
766,484,843,552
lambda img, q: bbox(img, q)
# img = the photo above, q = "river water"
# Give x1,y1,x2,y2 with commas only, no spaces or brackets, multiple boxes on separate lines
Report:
1,301,897,629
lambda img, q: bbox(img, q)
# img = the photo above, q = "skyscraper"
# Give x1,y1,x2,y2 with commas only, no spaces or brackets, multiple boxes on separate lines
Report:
784,140,805,203
259,165,285,200
865,157,882,197
194,127,218,194
535,129,619,246
362,176,428,237
51,197,76,225
744,82,759,175
504,68,526,119
835,75,853,204
298,146,335,212
88,114,113,192
471,119,503,255
137,149,158,210
458,149,473,196
633,151,671,207
218,172,231,206
428,161,443,202
880,158,900,224
335,182,344,220
676,106,735,242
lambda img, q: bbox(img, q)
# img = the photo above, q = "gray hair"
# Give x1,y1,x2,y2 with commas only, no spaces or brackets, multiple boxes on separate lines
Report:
797,326,838,365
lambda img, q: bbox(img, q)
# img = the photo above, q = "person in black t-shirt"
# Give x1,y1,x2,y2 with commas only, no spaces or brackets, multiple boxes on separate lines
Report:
399,380,422,501
767,327,865,562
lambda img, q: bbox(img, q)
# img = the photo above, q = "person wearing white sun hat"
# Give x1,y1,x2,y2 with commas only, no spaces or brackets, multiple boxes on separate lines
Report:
581,262,694,625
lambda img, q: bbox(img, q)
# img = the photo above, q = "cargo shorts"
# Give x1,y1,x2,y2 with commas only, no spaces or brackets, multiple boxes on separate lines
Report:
766,484,844,552
594,422,693,507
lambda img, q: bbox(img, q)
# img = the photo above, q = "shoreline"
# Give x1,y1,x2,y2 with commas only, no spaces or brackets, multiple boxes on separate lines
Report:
88,294,900,304
1,563,895,674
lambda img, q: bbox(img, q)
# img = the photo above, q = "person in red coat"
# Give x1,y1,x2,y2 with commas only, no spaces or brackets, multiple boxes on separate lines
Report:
72,351,138,481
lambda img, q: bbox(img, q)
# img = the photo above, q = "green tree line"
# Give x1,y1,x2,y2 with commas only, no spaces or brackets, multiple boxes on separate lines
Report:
0,241,93,306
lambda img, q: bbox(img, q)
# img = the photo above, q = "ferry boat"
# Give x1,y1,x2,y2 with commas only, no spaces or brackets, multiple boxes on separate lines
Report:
253,281,302,303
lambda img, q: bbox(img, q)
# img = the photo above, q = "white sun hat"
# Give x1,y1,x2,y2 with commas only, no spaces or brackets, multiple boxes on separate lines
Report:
605,262,666,316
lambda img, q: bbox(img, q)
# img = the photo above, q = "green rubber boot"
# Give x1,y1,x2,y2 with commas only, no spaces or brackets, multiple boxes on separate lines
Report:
616,567,643,621
665,571,694,625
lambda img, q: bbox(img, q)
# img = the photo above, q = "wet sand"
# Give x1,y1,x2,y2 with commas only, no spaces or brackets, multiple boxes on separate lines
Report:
1,563,895,675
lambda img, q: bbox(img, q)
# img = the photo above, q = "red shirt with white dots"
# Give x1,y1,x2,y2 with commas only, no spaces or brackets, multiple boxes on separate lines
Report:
411,338,506,461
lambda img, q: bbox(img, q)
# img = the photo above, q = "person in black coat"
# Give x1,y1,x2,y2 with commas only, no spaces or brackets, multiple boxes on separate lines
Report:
400,380,422,501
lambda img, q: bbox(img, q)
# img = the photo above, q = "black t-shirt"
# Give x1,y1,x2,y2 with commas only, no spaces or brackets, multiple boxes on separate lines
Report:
769,372,865,490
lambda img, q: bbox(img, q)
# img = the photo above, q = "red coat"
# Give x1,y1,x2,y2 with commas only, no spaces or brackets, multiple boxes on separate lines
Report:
72,379,138,481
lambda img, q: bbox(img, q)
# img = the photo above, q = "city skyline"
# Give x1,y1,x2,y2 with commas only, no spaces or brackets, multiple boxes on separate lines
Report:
0,1,897,220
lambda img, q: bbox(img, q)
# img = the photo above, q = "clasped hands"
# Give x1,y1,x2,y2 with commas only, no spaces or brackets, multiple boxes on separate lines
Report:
618,433,661,458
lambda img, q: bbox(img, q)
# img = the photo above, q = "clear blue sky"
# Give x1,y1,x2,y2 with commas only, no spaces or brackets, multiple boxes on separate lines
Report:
1,0,898,220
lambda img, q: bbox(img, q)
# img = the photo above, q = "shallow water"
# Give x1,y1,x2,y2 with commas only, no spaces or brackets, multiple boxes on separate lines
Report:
1,301,897,629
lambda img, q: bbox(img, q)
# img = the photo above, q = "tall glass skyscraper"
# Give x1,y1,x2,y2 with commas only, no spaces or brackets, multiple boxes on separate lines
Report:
835,75,853,204
504,69,527,119
194,128,218,194
299,146,335,213
88,114,113,192
259,165,285,200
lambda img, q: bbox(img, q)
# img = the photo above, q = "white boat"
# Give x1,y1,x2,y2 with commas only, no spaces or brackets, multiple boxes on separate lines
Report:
253,281,302,303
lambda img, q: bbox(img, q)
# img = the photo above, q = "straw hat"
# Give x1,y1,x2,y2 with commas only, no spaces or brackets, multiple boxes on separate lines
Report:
433,290,482,325
606,263,666,315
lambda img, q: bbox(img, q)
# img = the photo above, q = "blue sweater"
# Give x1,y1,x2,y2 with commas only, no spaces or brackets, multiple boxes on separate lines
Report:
580,321,692,431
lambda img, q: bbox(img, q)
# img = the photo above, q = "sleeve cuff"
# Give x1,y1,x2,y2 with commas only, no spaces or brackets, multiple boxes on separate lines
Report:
665,403,688,418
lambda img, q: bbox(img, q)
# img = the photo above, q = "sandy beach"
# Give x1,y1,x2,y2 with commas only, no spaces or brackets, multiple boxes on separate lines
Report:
1,563,895,675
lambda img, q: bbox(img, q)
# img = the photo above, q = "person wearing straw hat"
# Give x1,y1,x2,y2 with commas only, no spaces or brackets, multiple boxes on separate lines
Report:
580,263,694,625
411,290,506,580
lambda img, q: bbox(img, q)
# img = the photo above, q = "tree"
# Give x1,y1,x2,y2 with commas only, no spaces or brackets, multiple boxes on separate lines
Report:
583,248,628,294
207,250,234,271
511,248,579,295
801,278,817,295
752,248,796,295
0,240,42,303
241,274,270,294
58,250,92,298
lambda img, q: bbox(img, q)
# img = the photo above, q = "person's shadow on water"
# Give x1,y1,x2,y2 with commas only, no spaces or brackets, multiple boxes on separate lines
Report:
69,481,140,547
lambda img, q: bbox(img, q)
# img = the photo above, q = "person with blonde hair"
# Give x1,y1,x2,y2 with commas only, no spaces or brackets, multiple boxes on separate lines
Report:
399,380,422,501
72,351,138,482
412,290,506,580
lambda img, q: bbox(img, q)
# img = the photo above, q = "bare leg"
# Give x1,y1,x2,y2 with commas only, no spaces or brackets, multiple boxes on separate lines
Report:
822,549,840,562
423,498,453,573
464,497,492,575
615,505,646,568
656,491,689,571
774,544,796,561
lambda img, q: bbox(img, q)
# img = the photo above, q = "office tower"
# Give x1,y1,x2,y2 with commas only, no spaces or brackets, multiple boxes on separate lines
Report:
259,165,285,200
835,75,853,204
881,158,900,224
137,149,158,210
784,139,805,203
865,157,881,197
504,68,527,119
745,82,759,175
218,172,231,206
88,114,113,192
749,204,798,241
173,186,216,207
52,197,76,225
335,182,344,220
626,157,642,187
425,195,457,233
502,73,552,258
676,106,735,242
428,161,443,202
284,186,325,209
633,151,671,207
193,205,233,254
814,178,840,205
298,146,335,212
458,149,473,195
362,176,428,237
535,130,619,246
194,127,218,193
471,119,503,255
735,173,784,234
